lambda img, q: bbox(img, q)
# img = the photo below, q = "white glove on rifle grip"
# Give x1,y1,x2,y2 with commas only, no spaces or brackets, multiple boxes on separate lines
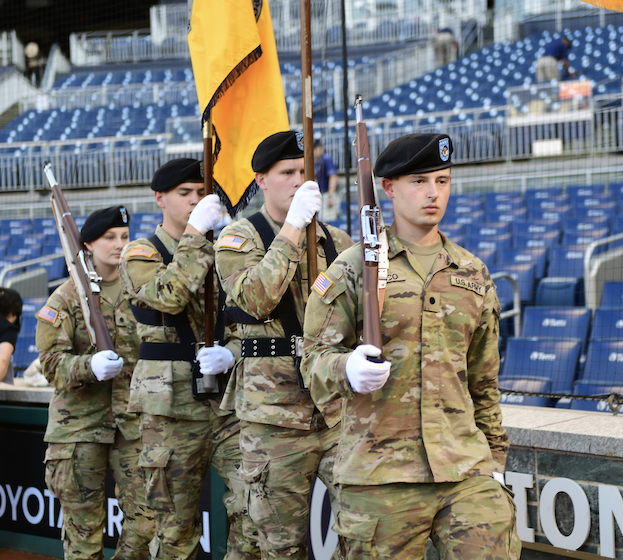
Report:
285,181,322,230
345,344,391,394
91,350,124,381
187,194,222,235
196,345,235,376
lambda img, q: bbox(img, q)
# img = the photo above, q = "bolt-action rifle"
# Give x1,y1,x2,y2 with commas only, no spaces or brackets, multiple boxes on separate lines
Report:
354,95,389,357
44,163,114,351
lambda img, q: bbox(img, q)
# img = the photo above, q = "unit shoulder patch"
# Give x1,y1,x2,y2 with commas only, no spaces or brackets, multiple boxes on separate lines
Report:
450,275,485,296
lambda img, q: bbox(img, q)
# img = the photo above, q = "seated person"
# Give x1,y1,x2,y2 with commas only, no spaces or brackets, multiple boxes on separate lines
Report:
0,287,23,384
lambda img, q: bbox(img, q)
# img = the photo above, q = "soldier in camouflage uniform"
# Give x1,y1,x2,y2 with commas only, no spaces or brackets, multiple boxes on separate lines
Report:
118,158,260,560
38,206,155,560
215,131,353,560
301,134,522,560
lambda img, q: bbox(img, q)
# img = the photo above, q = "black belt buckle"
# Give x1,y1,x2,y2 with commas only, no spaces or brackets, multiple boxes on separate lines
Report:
191,343,225,401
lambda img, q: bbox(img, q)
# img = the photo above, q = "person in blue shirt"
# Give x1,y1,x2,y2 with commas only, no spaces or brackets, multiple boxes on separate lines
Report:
314,138,339,221
536,37,576,82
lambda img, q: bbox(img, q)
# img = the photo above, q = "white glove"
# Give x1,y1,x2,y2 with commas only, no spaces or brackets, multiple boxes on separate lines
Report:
345,344,391,394
91,350,124,381
187,194,222,235
197,345,235,376
285,181,322,230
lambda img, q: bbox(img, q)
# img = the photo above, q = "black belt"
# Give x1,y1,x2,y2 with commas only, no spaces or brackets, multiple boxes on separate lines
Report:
241,337,296,358
139,342,195,362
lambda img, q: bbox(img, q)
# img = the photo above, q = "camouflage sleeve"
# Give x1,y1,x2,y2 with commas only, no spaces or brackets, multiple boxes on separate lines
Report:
326,224,356,254
36,285,95,391
302,257,360,404
466,280,509,472
119,233,213,314
215,220,303,319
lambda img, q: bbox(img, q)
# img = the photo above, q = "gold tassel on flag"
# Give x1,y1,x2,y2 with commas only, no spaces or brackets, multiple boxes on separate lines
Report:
188,0,290,215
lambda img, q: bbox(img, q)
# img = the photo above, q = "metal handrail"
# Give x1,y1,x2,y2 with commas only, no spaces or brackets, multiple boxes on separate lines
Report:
583,232,623,311
0,252,65,287
491,271,522,336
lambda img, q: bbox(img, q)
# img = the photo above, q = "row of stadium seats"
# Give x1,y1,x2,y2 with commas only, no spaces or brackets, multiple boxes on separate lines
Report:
2,25,623,150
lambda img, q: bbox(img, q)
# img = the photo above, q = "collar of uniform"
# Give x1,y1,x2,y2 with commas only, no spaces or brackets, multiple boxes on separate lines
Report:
154,223,179,255
387,227,457,265
259,203,329,243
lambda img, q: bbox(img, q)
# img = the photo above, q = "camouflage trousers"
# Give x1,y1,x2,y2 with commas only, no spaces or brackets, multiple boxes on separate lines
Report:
334,476,522,560
44,431,154,560
239,417,341,560
139,412,260,560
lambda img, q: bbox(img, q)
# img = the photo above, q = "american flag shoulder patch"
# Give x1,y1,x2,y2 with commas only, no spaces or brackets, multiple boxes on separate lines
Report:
37,306,59,324
128,247,156,259
219,235,247,250
312,272,334,297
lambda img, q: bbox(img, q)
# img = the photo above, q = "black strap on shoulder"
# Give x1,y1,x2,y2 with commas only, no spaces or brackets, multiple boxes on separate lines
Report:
245,212,302,338
135,234,197,352
317,222,338,266
148,234,172,264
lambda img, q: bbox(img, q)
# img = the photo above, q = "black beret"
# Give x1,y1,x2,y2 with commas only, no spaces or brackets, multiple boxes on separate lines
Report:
374,133,453,178
151,158,203,192
81,206,130,243
252,131,305,172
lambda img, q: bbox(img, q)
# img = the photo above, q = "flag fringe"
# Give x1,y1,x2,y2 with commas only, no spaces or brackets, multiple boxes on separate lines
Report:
202,45,263,124
215,179,259,217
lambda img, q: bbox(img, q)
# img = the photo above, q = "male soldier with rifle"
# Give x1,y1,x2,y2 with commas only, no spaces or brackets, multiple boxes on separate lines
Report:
118,158,260,560
215,131,353,559
301,130,521,560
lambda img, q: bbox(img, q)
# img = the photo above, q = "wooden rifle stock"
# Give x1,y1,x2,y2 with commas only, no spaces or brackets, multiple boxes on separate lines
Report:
354,96,384,355
44,164,114,351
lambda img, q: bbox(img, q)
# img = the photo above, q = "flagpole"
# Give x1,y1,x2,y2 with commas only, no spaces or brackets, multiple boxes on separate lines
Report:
340,0,352,238
300,0,318,287
203,118,215,346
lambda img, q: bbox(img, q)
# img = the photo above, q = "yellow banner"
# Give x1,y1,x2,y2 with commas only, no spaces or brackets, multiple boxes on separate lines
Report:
188,0,289,215
577,0,623,10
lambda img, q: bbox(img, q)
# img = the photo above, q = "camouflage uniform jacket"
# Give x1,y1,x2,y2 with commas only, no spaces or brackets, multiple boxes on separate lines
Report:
301,227,509,485
215,204,353,430
119,224,235,421
38,278,140,444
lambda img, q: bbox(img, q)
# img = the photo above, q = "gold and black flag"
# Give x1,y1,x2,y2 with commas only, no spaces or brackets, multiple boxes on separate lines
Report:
577,0,623,10
188,0,289,215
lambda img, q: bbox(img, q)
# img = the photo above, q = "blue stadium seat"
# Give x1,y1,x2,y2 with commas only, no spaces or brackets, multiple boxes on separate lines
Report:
497,247,548,280
580,339,623,385
520,306,591,353
500,337,582,394
40,258,67,282
547,244,587,279
499,376,554,407
535,277,584,307
513,230,560,251
570,381,623,413
491,262,537,303
591,308,623,340
600,281,623,308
